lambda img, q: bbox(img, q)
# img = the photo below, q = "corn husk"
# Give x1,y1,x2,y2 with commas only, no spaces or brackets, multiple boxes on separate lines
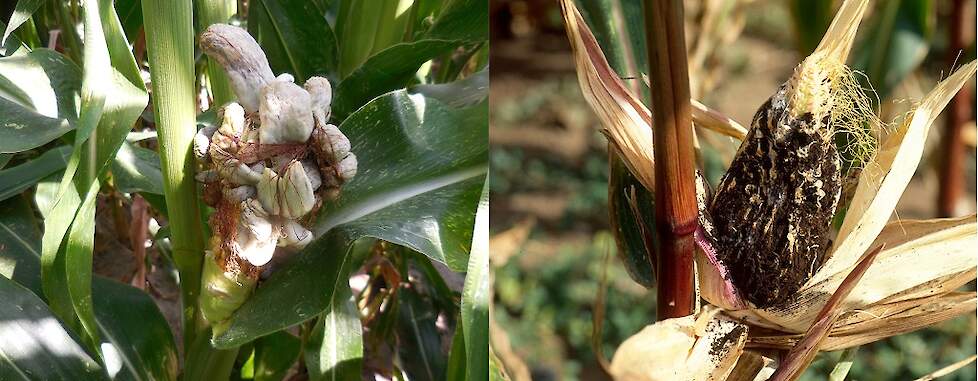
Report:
559,0,748,191
733,215,977,333
820,61,978,282
609,307,747,381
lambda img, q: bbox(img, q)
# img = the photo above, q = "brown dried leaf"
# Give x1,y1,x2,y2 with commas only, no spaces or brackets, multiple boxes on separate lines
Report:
560,0,749,190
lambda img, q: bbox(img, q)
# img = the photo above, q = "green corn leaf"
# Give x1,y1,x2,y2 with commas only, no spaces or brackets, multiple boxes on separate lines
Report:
608,149,656,288
852,0,934,101
423,0,488,43
409,67,488,108
304,286,362,381
111,142,165,195
213,89,487,348
445,323,466,381
460,179,489,381
1,0,45,47
0,49,82,153
0,146,71,203
331,39,463,121
248,0,339,82
114,0,144,42
0,196,179,381
396,285,448,381
336,0,414,77
0,196,45,295
0,275,108,380
0,19,29,56
91,277,180,381
41,0,148,357
251,331,302,381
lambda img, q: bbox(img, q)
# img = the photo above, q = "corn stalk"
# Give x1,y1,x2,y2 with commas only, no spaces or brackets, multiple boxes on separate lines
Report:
141,0,207,350
642,0,697,319
937,0,971,217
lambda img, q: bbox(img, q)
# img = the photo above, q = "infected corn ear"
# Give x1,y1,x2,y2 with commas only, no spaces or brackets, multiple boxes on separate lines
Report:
722,65,978,352
305,76,333,124
200,24,275,112
702,0,875,309
195,24,358,328
256,161,317,220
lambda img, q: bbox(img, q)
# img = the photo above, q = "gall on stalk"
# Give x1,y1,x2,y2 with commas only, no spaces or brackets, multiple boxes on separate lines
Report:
193,24,358,330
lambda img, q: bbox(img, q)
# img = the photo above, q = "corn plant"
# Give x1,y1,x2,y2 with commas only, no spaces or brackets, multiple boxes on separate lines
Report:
560,0,976,380
0,0,488,380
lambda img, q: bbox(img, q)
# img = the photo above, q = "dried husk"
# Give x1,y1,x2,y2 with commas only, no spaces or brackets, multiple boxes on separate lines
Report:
559,0,748,191
819,61,978,282
609,307,747,381
730,215,977,332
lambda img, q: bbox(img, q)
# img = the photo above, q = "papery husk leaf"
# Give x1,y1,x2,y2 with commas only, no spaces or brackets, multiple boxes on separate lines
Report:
819,62,978,283
768,245,881,381
748,291,976,351
561,0,655,189
560,0,749,191
736,216,976,332
692,99,748,140
812,0,869,60
725,351,774,381
610,307,747,381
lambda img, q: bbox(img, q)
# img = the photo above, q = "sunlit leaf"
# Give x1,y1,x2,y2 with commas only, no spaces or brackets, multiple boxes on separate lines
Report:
0,49,81,153
304,286,362,380
0,276,107,380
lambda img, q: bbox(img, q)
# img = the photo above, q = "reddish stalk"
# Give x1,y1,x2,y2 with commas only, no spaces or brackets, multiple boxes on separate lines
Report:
937,0,972,217
643,0,697,319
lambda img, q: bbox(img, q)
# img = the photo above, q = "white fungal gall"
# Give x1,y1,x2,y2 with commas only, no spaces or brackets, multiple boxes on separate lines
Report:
335,153,358,182
223,185,256,203
278,220,313,249
302,160,322,191
256,168,282,216
314,124,352,162
256,161,317,220
200,24,274,112
280,161,317,219
235,200,279,267
212,102,247,152
259,81,315,144
305,76,333,125
194,125,217,160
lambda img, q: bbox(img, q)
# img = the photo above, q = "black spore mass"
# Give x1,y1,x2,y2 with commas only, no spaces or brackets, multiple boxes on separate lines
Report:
709,83,842,308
